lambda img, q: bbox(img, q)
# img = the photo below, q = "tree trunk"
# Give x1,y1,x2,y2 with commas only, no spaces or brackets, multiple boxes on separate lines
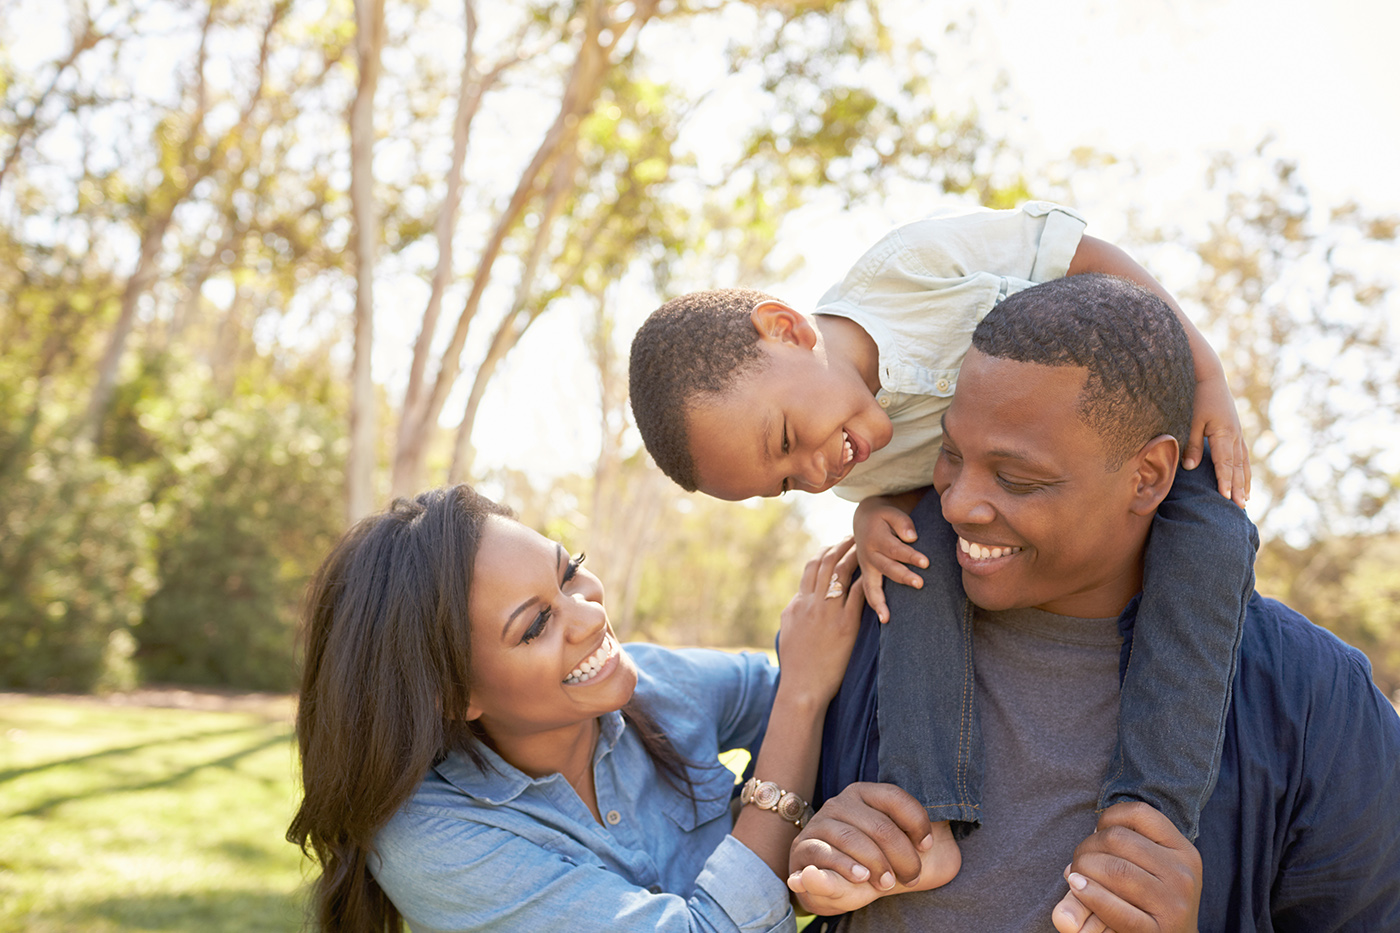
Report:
84,216,171,436
346,0,386,523
392,0,620,495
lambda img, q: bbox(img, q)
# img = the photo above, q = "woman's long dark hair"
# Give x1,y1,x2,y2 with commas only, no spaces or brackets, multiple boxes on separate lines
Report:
287,485,692,933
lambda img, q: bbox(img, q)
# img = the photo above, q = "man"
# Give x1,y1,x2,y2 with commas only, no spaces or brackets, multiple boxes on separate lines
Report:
788,273,1400,932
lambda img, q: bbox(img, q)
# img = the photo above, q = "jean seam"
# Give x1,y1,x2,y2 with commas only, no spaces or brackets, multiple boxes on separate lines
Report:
957,596,974,808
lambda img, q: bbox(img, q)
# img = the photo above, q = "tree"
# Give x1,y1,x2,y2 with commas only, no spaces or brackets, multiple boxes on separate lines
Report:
366,0,1025,499
347,0,387,520
1155,147,1400,543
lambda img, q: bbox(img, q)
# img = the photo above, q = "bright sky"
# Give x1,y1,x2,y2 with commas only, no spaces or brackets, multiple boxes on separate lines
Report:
472,0,1400,541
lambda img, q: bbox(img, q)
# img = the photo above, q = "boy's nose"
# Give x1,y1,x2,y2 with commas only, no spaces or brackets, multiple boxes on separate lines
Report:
796,453,829,491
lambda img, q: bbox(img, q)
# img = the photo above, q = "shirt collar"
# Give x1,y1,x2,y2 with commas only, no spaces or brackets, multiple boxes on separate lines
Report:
433,710,628,805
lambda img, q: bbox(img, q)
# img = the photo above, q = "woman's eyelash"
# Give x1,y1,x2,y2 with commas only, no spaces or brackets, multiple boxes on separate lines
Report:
522,608,550,644
521,554,586,645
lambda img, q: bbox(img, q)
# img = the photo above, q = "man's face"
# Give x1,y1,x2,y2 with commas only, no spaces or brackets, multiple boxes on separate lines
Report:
686,340,894,500
931,348,1153,619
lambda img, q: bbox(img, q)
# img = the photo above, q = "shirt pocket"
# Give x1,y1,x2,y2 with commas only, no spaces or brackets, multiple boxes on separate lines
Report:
660,762,738,832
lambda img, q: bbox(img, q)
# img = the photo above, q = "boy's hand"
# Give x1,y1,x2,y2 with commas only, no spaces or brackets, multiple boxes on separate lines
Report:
1051,802,1202,933
852,496,928,624
1184,367,1250,508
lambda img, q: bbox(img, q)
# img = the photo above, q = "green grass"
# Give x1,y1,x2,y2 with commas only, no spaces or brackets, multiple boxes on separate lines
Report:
0,696,814,932
0,695,308,933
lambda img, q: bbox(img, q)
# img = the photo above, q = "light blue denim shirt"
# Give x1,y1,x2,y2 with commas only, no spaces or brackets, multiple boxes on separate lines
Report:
370,643,793,933
814,200,1087,501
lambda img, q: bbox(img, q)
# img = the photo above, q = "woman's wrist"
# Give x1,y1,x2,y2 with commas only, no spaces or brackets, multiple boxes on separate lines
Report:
771,681,834,719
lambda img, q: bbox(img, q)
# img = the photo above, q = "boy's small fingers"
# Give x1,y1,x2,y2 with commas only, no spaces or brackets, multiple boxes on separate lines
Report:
1181,430,1203,472
1239,436,1252,489
859,573,889,622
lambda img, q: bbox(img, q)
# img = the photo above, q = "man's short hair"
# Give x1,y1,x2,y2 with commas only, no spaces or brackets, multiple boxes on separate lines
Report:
628,288,777,491
972,273,1195,469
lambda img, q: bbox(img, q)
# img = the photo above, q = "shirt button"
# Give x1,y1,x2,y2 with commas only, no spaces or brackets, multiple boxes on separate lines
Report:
647,884,662,894
606,810,621,825
878,396,890,408
936,378,951,392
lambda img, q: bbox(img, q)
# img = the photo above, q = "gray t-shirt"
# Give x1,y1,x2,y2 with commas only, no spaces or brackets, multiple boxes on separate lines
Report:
841,604,1122,932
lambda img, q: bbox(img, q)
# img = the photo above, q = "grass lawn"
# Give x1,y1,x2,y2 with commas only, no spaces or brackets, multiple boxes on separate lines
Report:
0,692,814,932
0,692,308,933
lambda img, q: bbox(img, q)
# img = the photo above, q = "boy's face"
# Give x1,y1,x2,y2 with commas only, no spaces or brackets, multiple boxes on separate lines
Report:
932,348,1161,619
686,339,894,500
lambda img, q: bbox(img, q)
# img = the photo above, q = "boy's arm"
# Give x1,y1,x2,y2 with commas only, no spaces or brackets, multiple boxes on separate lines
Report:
1067,235,1249,507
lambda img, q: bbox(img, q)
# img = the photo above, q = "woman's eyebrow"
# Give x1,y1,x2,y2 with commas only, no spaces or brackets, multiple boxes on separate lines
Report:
503,545,566,641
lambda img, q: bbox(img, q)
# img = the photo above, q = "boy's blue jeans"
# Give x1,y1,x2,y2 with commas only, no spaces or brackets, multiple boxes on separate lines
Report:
875,445,1257,841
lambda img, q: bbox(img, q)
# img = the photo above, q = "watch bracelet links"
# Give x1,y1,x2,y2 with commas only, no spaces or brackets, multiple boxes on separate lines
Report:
740,776,814,829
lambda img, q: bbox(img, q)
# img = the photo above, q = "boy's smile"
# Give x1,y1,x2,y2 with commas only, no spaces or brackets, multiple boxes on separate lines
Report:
685,339,892,500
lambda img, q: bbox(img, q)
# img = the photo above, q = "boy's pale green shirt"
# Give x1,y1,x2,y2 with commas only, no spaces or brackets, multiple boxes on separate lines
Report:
815,200,1088,502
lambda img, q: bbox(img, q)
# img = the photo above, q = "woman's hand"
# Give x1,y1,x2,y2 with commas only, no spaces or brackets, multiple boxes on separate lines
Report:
775,537,866,707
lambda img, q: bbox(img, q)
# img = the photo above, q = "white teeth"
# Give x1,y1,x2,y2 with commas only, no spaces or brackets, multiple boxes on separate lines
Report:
842,431,853,467
564,635,617,685
958,537,1023,561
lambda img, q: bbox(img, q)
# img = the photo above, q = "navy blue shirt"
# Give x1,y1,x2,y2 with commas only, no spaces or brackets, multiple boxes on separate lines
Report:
815,593,1400,931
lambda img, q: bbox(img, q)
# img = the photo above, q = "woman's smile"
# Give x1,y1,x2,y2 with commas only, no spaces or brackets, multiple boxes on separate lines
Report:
564,632,620,685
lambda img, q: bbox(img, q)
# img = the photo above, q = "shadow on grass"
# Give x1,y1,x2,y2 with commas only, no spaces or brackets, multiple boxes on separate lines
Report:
9,726,295,819
75,888,308,933
0,722,271,785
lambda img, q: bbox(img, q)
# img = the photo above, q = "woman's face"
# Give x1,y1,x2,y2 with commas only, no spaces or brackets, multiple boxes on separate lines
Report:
465,516,638,739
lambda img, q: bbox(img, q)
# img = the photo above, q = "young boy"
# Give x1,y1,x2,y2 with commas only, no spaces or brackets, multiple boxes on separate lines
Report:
627,202,1256,914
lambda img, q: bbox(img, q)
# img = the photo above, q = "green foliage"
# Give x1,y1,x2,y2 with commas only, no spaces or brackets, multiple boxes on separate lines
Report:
0,439,156,692
630,496,816,649
138,391,347,691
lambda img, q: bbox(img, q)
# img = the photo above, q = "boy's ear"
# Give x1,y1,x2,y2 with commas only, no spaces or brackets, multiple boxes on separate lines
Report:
750,300,818,350
1128,434,1180,515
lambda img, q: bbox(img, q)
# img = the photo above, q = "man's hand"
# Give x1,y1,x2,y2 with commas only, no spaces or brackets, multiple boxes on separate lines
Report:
1184,368,1250,508
787,782,959,914
1051,802,1202,933
852,496,927,623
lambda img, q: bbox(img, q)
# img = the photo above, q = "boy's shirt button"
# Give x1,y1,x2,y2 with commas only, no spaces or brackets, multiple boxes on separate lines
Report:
606,810,621,824
879,396,890,408
936,378,951,392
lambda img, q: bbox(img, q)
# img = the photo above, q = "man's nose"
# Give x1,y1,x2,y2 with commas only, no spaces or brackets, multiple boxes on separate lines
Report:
939,472,996,525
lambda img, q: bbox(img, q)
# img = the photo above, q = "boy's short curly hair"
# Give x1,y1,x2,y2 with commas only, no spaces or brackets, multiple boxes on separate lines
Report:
973,273,1195,469
628,288,778,491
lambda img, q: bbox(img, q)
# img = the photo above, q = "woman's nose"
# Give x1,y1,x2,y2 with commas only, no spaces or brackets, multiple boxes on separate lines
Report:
564,594,607,643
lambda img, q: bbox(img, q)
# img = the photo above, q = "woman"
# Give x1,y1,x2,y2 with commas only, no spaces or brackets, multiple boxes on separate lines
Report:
287,484,865,932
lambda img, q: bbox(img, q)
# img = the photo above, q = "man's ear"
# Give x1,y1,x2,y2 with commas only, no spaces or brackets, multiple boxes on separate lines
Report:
750,300,818,350
1128,434,1180,515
